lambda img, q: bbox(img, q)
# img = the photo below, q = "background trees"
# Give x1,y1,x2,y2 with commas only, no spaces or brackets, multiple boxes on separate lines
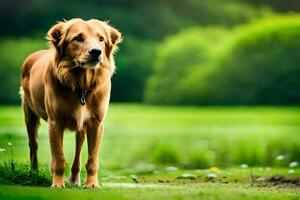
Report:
0,0,299,105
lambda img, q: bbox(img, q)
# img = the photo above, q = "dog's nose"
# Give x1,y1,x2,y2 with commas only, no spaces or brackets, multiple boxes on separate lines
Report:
89,48,101,61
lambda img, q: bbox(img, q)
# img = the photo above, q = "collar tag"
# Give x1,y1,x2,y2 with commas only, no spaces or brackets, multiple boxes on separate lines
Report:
80,89,88,105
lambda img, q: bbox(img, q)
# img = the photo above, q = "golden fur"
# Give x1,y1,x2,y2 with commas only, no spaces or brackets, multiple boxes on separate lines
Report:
21,18,121,188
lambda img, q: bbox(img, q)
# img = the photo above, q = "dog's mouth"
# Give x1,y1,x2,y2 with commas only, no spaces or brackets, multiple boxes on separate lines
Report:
84,61,101,69
73,59,102,69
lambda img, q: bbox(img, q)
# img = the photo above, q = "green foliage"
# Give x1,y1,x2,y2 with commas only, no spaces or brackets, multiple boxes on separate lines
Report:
0,142,51,186
229,133,267,166
0,163,51,186
111,37,156,102
187,149,215,169
151,144,180,165
200,15,300,105
144,27,230,104
236,0,300,11
0,0,266,40
145,15,300,105
0,38,46,104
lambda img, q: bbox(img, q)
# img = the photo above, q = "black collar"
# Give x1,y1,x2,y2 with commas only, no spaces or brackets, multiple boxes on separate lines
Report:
79,88,88,105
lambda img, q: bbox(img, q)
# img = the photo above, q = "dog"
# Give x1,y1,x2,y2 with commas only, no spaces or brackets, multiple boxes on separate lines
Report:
20,18,121,188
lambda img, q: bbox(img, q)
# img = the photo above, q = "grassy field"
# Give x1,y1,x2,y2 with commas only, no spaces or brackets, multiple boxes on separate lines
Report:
0,104,299,199
0,182,299,200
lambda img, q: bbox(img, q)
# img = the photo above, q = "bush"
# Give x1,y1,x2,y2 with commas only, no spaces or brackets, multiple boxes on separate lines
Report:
144,27,229,104
0,163,51,186
0,38,46,104
145,15,300,105
187,149,215,169
151,144,180,165
229,133,267,166
200,15,300,105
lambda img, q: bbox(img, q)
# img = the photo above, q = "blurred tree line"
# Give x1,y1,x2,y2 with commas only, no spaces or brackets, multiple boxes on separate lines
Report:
0,0,299,104
145,16,300,105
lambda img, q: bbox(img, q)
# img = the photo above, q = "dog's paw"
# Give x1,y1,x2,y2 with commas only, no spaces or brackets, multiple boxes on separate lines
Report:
68,173,81,186
51,183,65,188
84,183,100,189
84,175,100,189
51,175,65,188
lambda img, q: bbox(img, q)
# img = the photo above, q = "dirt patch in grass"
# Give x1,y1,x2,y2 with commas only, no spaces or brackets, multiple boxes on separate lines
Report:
267,176,300,187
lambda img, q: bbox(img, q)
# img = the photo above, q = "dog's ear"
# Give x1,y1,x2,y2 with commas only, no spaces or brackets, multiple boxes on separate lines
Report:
106,26,122,73
106,25,122,58
110,26,122,46
46,22,65,47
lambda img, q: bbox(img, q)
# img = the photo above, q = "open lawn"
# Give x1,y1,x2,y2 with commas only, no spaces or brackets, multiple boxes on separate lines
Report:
0,104,299,199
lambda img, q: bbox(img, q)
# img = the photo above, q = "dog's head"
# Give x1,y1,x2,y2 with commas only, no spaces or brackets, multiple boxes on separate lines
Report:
47,18,122,72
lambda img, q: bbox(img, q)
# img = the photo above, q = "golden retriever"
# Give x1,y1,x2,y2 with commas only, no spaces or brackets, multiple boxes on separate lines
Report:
20,18,122,188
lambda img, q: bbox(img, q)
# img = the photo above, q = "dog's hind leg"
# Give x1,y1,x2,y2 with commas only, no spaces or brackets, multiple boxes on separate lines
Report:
22,99,40,170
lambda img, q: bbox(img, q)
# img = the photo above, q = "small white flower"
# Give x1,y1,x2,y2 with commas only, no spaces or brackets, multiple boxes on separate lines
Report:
240,164,248,168
276,155,285,161
8,142,12,146
165,166,178,172
256,177,266,182
0,148,6,153
288,169,295,174
177,173,197,180
289,162,298,168
207,173,217,179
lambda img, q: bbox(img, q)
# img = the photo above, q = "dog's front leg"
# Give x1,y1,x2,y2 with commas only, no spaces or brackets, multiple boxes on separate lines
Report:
84,123,104,188
69,130,85,186
49,120,65,188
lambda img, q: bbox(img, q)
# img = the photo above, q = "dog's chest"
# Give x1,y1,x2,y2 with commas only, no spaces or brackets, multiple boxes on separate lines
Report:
74,105,91,131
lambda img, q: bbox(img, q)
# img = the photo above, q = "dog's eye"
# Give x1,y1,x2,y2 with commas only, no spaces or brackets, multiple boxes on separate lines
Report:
73,36,84,42
99,36,104,42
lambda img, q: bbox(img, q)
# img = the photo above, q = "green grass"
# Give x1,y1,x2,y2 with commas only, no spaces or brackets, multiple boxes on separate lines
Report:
0,104,299,199
0,164,300,200
0,105,299,169
0,162,299,199
0,183,299,200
